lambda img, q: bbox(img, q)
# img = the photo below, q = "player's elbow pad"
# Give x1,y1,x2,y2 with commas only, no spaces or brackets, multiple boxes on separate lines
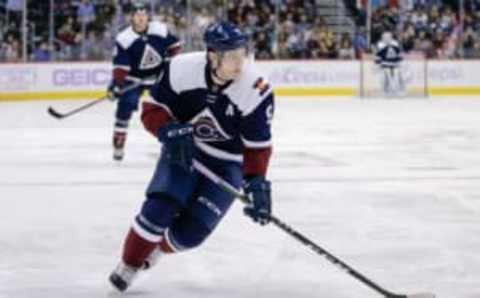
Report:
141,102,173,136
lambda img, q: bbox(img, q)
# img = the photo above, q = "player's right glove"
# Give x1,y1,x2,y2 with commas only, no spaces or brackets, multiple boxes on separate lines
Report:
157,123,194,171
243,176,272,225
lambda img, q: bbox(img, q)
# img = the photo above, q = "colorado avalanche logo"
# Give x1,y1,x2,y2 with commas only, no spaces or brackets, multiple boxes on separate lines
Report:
190,108,231,142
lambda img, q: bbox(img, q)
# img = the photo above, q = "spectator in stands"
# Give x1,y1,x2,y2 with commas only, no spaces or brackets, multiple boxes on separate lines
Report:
4,36,21,62
463,26,478,58
353,27,368,58
286,28,305,59
337,33,355,59
82,31,103,61
431,29,446,58
2,0,480,61
400,23,416,52
0,19,4,43
0,41,6,62
410,6,429,31
57,17,78,46
32,41,51,62
439,6,455,33
255,31,273,59
473,40,480,58
414,30,433,57
77,0,96,25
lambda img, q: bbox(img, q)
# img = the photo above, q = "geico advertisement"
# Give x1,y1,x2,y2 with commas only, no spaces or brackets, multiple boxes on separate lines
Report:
1,61,480,92
0,63,112,92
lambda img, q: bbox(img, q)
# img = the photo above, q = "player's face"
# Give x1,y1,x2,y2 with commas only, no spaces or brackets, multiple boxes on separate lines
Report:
132,11,149,33
215,48,247,81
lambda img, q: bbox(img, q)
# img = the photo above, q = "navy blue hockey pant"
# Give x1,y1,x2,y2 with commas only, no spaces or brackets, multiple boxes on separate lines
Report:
133,149,242,251
115,85,148,121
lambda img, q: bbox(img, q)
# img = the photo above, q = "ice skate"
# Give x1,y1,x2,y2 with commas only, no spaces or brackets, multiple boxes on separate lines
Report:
112,131,126,161
109,261,139,292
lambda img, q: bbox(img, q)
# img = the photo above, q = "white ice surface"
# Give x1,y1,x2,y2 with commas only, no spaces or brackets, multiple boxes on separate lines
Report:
1,97,480,298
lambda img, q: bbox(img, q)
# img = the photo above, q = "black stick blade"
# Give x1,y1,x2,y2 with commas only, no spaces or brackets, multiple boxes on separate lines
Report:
406,293,436,298
47,106,66,119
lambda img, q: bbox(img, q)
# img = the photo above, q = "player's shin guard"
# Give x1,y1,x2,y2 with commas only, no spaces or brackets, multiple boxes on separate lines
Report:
113,119,129,161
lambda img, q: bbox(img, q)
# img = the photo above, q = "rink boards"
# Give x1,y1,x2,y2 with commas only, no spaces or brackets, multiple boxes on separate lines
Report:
1,60,480,101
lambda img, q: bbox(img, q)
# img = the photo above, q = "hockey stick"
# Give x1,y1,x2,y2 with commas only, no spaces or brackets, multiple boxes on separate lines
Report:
192,159,435,298
47,96,109,119
47,79,151,120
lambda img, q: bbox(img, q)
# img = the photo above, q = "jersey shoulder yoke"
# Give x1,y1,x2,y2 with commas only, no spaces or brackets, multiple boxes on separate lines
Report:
116,26,139,49
169,52,207,93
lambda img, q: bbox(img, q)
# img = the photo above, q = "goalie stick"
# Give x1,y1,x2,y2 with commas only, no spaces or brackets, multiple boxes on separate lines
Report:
192,159,435,298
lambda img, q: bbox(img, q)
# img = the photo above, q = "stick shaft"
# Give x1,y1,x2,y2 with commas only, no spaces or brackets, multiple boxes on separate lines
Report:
192,159,405,298
47,79,148,119
49,96,108,119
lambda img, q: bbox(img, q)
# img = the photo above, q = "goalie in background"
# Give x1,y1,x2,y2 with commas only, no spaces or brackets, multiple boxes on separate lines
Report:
375,31,404,96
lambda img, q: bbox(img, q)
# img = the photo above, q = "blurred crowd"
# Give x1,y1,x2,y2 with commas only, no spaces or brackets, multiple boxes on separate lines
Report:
360,0,480,58
1,0,480,62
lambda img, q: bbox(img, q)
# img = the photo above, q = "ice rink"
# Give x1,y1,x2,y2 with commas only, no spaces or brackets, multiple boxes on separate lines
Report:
1,97,480,298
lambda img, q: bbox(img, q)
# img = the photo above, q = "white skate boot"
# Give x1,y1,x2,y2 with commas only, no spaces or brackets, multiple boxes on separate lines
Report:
109,261,139,292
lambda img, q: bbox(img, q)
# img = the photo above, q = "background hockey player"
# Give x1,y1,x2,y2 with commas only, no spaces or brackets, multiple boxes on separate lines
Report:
108,0,181,161
109,21,274,292
375,31,404,96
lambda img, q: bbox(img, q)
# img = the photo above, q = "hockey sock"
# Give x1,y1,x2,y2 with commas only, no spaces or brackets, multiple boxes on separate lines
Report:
122,228,157,268
123,196,182,265
113,119,129,150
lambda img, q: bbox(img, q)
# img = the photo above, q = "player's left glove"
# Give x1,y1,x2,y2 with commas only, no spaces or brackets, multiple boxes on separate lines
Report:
107,81,123,101
243,176,271,225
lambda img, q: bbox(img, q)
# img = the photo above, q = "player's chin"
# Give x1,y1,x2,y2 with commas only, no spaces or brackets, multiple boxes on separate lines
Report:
227,71,242,80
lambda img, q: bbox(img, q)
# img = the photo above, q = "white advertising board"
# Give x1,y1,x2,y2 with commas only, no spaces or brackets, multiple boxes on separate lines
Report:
1,60,480,100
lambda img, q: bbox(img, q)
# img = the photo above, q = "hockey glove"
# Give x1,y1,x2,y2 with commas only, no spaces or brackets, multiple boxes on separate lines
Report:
107,81,123,101
157,123,194,171
243,176,271,225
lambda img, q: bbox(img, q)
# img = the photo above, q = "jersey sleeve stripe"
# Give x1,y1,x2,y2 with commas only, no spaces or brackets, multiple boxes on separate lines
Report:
125,75,157,85
113,64,131,71
241,137,272,148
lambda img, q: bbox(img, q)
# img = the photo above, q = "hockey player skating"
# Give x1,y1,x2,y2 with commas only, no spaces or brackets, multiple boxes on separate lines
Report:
108,1,180,161
109,21,274,291
375,31,404,96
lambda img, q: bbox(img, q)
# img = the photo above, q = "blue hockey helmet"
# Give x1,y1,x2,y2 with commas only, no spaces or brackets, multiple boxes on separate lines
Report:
130,0,149,15
203,21,249,52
